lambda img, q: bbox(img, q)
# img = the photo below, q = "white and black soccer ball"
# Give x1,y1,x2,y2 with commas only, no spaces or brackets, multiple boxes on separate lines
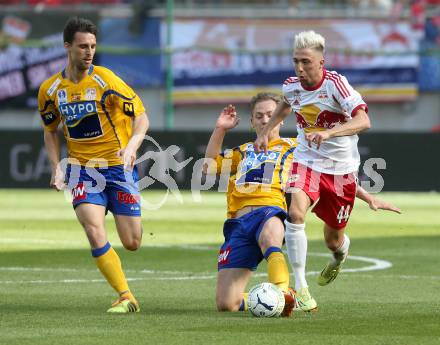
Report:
247,283,285,317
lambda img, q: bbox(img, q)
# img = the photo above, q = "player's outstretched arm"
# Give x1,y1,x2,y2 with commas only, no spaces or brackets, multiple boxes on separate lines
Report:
117,112,149,170
356,186,401,214
203,105,240,174
43,129,64,191
254,101,291,153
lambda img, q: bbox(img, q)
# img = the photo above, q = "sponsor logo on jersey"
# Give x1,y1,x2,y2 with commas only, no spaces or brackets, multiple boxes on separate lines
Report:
47,78,61,96
71,92,82,102
288,173,300,184
243,151,280,168
71,182,87,202
93,74,107,88
296,105,346,133
218,246,231,265
292,89,301,106
41,111,57,126
314,110,346,129
59,101,98,125
123,102,135,116
85,88,96,100
318,90,328,99
117,191,140,204
295,111,310,129
245,143,255,151
236,151,280,185
57,89,67,105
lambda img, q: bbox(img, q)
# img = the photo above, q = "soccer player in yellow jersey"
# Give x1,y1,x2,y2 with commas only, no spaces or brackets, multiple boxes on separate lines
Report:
205,92,400,315
38,17,149,313
205,92,297,316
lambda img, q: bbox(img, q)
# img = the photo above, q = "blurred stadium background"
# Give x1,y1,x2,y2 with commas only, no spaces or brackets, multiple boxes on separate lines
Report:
0,3,439,344
0,0,439,190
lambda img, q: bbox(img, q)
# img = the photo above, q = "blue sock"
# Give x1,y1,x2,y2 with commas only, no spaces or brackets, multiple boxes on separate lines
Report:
263,246,282,260
91,242,111,258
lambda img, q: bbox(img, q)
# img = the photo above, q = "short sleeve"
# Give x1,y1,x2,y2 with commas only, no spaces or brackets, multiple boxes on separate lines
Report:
329,74,368,117
38,84,61,132
214,147,242,175
109,73,146,117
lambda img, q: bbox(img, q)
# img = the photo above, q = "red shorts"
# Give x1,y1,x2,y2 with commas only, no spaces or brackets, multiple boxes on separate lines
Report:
287,162,357,230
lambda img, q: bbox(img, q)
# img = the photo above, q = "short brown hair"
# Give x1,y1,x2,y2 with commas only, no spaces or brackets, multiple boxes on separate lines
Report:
63,17,97,44
250,92,281,114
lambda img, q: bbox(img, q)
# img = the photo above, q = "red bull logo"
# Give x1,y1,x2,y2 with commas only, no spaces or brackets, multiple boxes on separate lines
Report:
295,111,310,129
314,110,346,129
297,104,346,132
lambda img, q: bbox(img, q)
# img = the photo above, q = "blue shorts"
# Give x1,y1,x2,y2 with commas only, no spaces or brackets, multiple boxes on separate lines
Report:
65,164,141,216
217,206,287,271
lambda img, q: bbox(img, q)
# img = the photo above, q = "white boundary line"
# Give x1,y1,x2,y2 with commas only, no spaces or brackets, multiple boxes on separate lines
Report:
0,252,394,285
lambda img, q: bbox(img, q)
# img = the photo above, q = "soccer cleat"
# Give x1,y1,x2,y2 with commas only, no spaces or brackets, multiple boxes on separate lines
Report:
107,297,140,314
317,251,348,286
295,287,318,312
281,287,296,317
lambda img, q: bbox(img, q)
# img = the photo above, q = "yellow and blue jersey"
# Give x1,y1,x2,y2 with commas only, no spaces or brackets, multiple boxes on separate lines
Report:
38,65,146,166
214,138,297,218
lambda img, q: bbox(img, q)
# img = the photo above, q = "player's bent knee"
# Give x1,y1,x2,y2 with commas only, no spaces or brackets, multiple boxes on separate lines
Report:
122,238,141,251
288,209,306,224
326,240,340,252
216,291,241,312
216,299,239,312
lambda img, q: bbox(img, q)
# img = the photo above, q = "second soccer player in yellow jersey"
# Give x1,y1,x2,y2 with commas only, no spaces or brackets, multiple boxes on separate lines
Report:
38,17,149,314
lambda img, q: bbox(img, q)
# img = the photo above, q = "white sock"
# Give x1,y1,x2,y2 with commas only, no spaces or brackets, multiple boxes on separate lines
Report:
331,234,350,265
284,220,308,291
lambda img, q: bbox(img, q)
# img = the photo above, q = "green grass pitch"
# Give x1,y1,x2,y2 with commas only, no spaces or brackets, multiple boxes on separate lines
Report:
0,190,439,345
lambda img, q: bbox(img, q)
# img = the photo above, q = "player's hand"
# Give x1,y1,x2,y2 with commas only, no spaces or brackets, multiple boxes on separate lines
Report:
50,166,65,191
305,131,331,149
368,196,402,214
254,134,269,153
116,147,136,170
216,104,240,130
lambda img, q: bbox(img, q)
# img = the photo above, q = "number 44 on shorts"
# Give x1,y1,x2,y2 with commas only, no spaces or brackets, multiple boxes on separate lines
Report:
337,205,351,224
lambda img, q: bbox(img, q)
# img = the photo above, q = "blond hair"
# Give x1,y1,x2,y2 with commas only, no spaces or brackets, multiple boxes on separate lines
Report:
294,30,325,54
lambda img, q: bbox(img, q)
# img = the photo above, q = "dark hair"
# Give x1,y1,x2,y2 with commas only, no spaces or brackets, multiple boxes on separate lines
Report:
63,17,97,44
249,92,281,114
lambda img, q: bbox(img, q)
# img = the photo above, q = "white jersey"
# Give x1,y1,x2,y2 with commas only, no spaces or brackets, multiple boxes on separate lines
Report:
282,69,367,175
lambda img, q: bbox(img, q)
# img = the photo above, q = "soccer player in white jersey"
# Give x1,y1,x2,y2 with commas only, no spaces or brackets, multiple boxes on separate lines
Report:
254,30,372,311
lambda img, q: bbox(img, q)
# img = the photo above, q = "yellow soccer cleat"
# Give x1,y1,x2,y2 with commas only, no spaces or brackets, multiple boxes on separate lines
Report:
295,287,318,312
318,252,348,286
318,262,342,286
107,297,140,314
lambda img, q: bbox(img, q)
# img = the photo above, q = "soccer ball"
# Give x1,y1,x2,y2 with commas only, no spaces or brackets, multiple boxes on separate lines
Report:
247,283,285,317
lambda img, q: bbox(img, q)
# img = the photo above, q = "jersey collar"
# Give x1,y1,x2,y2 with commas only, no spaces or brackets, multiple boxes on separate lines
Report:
61,65,94,79
301,68,326,91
